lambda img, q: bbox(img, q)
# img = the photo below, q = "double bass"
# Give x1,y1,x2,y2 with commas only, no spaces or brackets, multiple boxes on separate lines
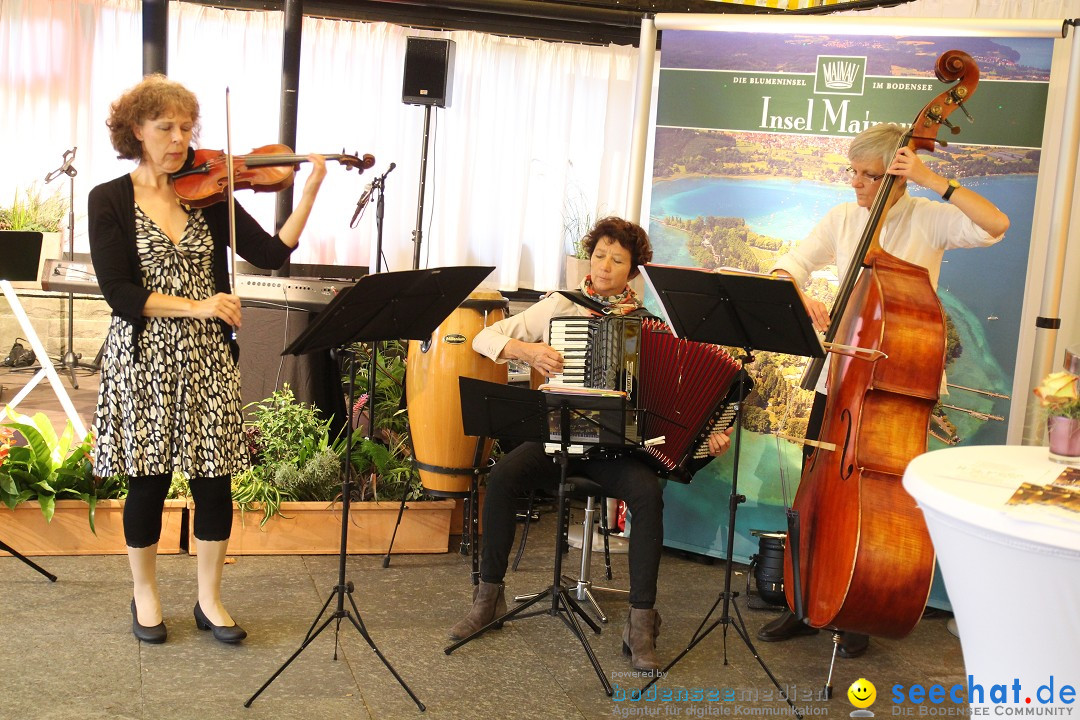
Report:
783,50,980,639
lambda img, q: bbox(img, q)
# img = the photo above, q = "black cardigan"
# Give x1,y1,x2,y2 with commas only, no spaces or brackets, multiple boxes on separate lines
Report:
87,173,295,358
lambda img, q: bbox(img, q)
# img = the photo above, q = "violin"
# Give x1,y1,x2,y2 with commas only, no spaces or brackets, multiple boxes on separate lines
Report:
783,50,980,640
171,144,375,208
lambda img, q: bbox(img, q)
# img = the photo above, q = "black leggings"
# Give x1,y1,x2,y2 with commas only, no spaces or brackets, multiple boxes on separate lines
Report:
124,474,233,548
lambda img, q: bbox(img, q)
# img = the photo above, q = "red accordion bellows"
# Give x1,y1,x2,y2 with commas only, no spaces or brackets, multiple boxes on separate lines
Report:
637,319,741,474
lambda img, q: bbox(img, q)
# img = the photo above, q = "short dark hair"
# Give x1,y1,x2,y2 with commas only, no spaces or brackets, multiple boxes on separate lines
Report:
579,217,653,273
106,74,200,161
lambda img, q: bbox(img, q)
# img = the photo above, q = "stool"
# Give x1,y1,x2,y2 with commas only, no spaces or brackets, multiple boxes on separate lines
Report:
514,476,628,623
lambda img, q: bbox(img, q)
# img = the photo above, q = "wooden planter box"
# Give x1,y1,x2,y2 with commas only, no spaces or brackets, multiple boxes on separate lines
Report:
188,500,455,555
0,499,186,556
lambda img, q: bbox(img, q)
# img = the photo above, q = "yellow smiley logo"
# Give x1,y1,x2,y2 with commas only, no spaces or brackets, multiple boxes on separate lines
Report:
847,678,876,709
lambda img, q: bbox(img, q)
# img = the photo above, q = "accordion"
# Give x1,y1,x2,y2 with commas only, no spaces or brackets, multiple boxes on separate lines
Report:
546,314,744,481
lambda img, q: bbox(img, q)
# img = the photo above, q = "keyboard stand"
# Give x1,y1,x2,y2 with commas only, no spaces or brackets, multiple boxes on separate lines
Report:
0,280,87,437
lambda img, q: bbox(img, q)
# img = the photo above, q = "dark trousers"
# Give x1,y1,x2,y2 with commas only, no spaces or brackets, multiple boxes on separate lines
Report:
480,441,664,609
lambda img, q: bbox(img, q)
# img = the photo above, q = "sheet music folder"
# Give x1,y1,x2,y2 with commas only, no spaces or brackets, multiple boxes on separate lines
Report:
459,378,631,448
282,265,494,355
639,263,825,359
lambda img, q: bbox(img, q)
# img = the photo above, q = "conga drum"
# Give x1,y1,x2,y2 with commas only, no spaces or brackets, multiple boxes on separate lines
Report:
406,290,508,495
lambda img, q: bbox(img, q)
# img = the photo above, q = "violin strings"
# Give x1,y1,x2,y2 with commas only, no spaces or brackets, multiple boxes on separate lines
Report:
197,152,348,171
199,154,306,169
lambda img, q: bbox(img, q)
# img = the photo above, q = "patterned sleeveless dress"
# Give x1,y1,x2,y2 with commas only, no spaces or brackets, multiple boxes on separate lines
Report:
92,205,247,479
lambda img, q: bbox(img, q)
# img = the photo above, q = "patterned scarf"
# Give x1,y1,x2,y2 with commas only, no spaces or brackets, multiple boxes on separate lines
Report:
580,275,642,316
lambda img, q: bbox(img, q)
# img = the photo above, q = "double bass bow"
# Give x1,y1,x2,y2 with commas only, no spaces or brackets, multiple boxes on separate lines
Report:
783,50,980,640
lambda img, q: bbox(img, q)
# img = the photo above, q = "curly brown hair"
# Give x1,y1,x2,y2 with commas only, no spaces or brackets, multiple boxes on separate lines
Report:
106,74,200,161
579,217,653,273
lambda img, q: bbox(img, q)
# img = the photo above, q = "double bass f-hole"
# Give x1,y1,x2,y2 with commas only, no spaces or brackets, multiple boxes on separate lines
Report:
804,408,854,480
839,409,854,481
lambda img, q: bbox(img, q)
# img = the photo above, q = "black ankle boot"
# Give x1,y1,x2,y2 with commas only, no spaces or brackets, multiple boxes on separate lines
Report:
756,609,819,642
837,632,869,658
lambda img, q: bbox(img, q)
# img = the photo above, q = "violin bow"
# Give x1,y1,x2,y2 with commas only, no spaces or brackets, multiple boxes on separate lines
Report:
224,88,238,314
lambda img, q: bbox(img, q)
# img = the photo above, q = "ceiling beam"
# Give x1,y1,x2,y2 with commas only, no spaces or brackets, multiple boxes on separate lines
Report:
180,0,770,45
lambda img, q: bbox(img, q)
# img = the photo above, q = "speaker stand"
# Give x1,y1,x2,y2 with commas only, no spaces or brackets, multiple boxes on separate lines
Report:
410,103,433,271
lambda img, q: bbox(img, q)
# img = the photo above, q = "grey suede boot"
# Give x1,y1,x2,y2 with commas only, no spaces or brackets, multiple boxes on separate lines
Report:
448,581,508,641
622,607,662,673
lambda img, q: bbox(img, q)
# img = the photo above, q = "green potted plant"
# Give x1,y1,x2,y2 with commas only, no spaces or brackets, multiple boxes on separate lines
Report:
218,382,453,555
0,184,67,232
346,340,424,501
0,407,184,555
562,185,595,291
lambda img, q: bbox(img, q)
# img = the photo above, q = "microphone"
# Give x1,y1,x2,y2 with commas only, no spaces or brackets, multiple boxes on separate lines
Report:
350,163,397,226
351,182,374,226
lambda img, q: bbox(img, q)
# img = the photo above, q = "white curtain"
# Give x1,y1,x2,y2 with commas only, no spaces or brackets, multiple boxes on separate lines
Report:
0,0,639,291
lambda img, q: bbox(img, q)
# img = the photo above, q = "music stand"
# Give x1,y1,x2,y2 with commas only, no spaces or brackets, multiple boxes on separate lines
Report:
245,265,494,712
446,377,639,696
0,235,87,438
0,233,61,582
637,264,824,718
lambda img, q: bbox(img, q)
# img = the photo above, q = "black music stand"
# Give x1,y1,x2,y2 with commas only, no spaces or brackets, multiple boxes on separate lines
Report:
0,234,65,583
637,265,824,718
445,377,636,696
245,265,494,712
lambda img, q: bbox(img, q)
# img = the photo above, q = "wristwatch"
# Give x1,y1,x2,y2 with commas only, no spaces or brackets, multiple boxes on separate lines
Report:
942,178,960,201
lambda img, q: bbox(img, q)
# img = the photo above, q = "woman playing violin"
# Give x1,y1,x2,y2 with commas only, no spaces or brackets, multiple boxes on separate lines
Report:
88,74,326,645
760,122,1009,657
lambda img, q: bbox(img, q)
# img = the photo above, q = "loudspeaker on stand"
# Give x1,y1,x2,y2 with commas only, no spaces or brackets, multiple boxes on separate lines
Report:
402,37,455,107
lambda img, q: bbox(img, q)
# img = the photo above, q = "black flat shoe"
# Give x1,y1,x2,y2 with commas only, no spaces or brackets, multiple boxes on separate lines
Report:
756,610,820,642
131,598,167,644
837,632,869,659
194,602,247,644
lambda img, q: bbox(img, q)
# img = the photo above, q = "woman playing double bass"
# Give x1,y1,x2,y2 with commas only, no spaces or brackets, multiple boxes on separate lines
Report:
757,122,1009,657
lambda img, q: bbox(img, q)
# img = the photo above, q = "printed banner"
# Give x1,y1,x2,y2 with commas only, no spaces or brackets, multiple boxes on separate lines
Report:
649,30,1052,566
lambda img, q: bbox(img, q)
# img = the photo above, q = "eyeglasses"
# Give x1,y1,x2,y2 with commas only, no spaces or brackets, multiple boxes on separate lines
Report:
845,167,885,184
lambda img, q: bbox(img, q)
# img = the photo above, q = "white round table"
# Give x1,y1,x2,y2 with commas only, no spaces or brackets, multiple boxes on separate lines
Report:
903,445,1080,710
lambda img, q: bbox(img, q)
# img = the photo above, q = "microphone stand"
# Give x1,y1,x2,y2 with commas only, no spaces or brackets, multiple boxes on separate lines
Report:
44,147,96,389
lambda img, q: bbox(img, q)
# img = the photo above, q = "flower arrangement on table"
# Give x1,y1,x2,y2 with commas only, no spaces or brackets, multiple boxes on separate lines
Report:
1034,371,1080,460
1034,371,1080,419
